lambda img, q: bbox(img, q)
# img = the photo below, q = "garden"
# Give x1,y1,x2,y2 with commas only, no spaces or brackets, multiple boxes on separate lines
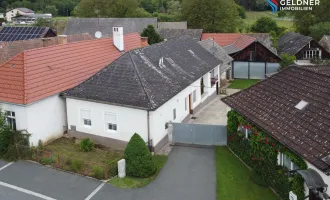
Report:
228,79,260,89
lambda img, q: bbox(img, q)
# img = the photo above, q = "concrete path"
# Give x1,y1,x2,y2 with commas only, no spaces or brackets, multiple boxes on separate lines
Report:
188,96,229,125
0,146,216,200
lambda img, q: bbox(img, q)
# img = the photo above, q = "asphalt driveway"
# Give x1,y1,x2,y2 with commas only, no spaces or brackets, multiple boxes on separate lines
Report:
0,146,216,200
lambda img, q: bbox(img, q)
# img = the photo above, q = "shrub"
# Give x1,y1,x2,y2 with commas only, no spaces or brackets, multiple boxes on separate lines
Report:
277,11,286,18
70,159,84,172
92,166,105,179
124,133,156,178
37,140,44,151
280,53,296,69
40,155,56,165
79,138,94,152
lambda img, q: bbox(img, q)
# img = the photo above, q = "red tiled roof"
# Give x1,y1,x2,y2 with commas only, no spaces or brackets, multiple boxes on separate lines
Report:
0,34,93,65
0,32,145,105
201,33,241,46
232,34,256,49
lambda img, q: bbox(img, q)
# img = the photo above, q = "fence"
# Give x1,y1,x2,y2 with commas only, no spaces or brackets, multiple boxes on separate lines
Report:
16,145,121,180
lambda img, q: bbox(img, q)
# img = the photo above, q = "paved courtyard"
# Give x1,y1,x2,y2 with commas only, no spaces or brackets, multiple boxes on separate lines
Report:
188,95,229,125
0,146,216,200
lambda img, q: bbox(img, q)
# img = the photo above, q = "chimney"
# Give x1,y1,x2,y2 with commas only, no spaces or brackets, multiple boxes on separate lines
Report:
58,35,68,45
141,37,148,47
113,27,124,51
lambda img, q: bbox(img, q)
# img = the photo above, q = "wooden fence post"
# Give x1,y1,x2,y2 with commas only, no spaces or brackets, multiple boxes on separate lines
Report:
104,165,108,180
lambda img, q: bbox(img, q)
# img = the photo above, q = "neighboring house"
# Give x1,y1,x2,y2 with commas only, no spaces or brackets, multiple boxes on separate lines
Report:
63,18,157,37
0,26,57,42
278,32,330,60
0,13,4,19
157,29,203,41
0,30,146,145
198,39,234,86
62,36,223,152
319,35,330,53
202,33,281,79
157,22,187,29
222,65,330,199
5,8,35,22
12,13,52,25
0,33,93,64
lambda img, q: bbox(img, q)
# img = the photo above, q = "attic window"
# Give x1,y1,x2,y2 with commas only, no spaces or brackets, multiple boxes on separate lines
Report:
295,100,309,110
11,64,15,68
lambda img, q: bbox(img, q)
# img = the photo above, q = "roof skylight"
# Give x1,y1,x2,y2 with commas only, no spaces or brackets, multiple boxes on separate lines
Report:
295,100,309,110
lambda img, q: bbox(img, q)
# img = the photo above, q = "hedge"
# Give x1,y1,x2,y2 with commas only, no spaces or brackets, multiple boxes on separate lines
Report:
227,110,307,200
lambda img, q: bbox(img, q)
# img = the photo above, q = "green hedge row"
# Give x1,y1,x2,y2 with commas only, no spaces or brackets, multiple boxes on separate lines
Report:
227,110,306,200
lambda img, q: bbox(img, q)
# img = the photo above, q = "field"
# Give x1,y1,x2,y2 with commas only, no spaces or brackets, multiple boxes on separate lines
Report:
245,11,294,30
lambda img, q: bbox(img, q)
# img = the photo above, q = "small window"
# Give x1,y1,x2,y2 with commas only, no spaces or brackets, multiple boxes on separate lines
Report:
105,112,117,131
173,109,176,120
108,123,117,131
193,90,196,103
5,111,16,130
277,152,299,170
83,119,92,126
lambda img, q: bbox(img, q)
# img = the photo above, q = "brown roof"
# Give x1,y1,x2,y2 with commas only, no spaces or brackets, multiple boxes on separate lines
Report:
222,66,330,174
0,32,145,105
0,34,93,64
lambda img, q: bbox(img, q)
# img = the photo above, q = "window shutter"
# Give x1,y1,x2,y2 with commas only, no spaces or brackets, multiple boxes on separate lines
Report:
105,113,117,124
81,109,91,119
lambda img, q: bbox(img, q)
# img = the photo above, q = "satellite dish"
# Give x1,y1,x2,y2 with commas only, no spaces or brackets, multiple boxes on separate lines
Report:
95,31,102,39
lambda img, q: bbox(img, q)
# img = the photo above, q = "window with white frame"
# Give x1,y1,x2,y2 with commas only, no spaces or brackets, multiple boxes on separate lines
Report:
185,97,187,111
81,109,92,127
173,109,176,120
277,152,299,170
105,112,117,131
193,90,196,103
5,111,16,130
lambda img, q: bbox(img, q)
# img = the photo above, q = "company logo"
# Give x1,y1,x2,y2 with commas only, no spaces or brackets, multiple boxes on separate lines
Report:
268,0,320,13
268,0,279,13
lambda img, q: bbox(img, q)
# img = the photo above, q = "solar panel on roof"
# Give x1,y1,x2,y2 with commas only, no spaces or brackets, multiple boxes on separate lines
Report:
0,27,47,42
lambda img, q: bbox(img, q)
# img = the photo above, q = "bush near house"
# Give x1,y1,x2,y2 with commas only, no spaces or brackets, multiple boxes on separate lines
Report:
227,110,307,200
124,133,156,178
79,138,94,152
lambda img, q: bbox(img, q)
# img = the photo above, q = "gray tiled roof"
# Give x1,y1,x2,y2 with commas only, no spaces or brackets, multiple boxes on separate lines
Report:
247,33,277,53
224,44,241,54
278,32,312,55
158,22,187,29
222,66,330,173
157,29,203,41
198,39,233,73
63,36,222,110
63,18,157,37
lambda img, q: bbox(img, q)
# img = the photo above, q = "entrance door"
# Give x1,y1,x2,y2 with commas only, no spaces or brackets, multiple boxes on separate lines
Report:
188,94,193,114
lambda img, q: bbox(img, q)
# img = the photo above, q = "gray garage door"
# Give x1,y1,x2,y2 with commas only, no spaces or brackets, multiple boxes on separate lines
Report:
172,123,227,146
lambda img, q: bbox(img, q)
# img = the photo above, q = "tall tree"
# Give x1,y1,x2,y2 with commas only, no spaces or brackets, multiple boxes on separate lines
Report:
141,25,163,44
181,0,239,32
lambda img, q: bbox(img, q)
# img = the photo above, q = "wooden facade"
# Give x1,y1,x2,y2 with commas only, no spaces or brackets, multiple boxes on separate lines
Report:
296,40,330,60
230,41,281,63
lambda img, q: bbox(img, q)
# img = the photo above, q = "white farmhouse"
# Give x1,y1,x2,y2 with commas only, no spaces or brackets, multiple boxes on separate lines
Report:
5,8,35,22
63,33,226,152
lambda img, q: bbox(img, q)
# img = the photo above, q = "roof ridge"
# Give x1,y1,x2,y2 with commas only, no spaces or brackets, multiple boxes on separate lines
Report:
128,51,153,109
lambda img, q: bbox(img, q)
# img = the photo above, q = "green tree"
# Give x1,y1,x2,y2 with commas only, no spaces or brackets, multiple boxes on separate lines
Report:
167,0,181,15
237,5,246,19
280,53,296,69
141,25,163,45
33,18,50,27
181,0,239,32
309,22,330,41
45,5,58,17
124,133,156,178
254,0,268,11
251,17,286,35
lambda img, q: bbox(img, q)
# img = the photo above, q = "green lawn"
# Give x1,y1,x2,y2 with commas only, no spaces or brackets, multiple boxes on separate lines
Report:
52,16,71,21
216,147,280,200
245,11,294,30
228,79,259,89
108,155,168,188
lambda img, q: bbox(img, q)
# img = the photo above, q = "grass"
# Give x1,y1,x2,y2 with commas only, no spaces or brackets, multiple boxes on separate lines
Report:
245,11,294,30
228,79,260,89
215,147,280,200
52,16,71,21
108,155,168,188
44,137,123,165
